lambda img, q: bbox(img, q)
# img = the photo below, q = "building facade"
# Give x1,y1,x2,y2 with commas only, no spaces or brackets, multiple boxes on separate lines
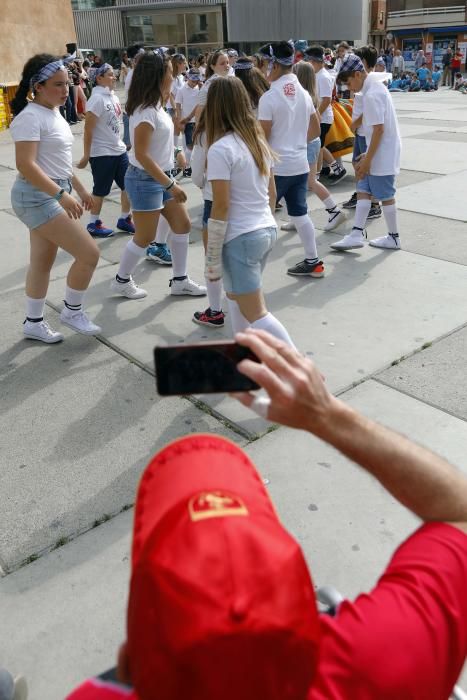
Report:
386,1,467,69
72,0,371,61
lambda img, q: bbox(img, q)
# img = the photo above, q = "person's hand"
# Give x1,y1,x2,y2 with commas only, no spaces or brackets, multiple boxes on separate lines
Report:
170,183,187,203
355,154,371,180
78,189,94,211
76,156,89,169
60,192,84,219
232,329,336,434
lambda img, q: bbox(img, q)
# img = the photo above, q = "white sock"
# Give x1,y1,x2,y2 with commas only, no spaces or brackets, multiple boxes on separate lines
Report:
227,298,250,333
25,296,46,320
207,279,223,312
120,211,130,219
289,214,318,261
64,286,85,311
185,148,192,166
175,134,183,148
170,232,189,278
323,195,337,211
89,214,98,224
117,239,147,280
155,216,171,245
382,203,399,235
353,199,371,231
251,313,296,349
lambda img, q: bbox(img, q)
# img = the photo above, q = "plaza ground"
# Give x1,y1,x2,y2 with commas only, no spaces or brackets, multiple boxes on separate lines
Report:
0,87,466,698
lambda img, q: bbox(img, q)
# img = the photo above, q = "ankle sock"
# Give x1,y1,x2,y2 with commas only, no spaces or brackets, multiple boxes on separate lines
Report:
120,211,130,219
64,286,85,312
353,199,372,230
169,232,189,278
117,239,147,279
289,214,318,260
251,313,296,349
227,298,250,333
382,203,399,236
89,214,98,224
25,296,46,321
207,279,223,313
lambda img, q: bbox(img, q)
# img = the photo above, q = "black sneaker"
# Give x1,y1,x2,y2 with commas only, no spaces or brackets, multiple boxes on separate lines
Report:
320,166,331,178
171,167,182,177
193,307,225,327
342,192,358,209
275,202,284,212
287,260,325,278
183,167,192,178
326,167,347,185
367,204,382,220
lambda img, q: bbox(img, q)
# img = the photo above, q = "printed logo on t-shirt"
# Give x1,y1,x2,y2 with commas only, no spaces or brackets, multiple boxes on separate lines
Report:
283,82,296,98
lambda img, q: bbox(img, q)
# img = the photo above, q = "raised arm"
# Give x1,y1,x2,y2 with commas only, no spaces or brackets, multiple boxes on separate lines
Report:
234,329,467,533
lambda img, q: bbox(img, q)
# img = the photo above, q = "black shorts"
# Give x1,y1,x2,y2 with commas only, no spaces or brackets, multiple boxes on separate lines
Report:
89,151,129,197
320,122,332,148
184,122,195,148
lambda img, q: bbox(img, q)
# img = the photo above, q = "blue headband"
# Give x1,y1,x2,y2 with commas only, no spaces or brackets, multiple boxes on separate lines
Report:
30,53,76,89
95,63,113,77
259,41,295,66
234,61,254,70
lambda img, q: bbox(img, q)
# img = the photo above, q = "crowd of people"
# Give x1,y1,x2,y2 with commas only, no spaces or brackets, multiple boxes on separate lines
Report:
4,37,467,700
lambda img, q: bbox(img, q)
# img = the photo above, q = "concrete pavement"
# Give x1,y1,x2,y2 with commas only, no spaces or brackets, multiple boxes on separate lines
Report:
0,87,466,698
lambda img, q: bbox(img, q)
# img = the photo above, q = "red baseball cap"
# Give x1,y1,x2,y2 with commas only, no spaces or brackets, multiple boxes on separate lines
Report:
127,435,320,700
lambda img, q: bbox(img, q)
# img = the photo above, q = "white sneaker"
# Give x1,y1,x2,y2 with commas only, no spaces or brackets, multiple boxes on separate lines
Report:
281,221,297,231
110,277,147,299
324,209,346,232
169,276,207,296
330,230,366,250
23,319,64,344
369,234,401,250
60,309,101,335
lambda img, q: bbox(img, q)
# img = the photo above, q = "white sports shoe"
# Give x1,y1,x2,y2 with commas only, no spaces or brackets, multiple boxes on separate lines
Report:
60,309,101,335
170,276,207,297
330,230,366,250
280,221,297,231
369,233,401,250
324,209,346,232
110,277,147,299
23,319,64,344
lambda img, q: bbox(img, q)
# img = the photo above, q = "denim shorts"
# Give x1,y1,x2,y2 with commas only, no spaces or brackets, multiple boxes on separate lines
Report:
89,151,129,197
357,174,396,202
202,199,212,227
307,137,321,165
124,164,173,212
274,173,308,217
11,176,72,230
353,134,367,161
222,226,277,295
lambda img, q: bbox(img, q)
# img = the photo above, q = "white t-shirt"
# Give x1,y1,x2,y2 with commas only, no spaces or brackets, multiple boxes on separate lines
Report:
128,105,174,172
361,78,401,176
198,73,220,108
316,68,334,124
176,83,200,122
207,133,275,242
86,86,126,157
191,132,212,201
124,68,133,103
353,92,364,137
166,75,185,109
257,73,313,177
10,102,73,180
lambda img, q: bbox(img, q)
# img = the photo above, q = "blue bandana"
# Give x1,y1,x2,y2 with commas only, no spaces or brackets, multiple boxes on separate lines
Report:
259,41,295,66
95,62,113,77
338,54,365,77
30,53,76,89
234,61,254,71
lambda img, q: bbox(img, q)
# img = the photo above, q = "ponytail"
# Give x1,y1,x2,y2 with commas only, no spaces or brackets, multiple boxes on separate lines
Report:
10,53,59,116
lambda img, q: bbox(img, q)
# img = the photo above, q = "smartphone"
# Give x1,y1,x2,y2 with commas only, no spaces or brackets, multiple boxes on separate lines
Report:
154,341,261,396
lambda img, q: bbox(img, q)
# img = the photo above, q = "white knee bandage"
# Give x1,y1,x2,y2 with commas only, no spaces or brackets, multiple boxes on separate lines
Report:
205,218,228,281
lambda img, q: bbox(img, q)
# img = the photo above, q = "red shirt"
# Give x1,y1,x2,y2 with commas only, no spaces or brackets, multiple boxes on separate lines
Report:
67,523,467,700
451,55,462,69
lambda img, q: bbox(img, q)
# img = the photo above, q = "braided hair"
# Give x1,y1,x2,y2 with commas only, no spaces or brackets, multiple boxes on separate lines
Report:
11,53,60,116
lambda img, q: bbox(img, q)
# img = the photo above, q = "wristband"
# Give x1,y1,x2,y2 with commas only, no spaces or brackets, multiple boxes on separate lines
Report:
54,189,65,202
165,180,176,191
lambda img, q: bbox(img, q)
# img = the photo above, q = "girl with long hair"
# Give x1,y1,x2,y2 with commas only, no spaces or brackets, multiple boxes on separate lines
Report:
196,77,294,345
234,58,269,115
10,53,101,342
111,51,206,299
281,62,345,233
196,50,230,117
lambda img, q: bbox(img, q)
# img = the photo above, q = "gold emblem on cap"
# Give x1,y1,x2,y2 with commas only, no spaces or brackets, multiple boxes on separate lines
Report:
189,491,249,522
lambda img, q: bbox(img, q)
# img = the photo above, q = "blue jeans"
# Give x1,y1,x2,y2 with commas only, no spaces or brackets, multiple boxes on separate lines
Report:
274,173,308,216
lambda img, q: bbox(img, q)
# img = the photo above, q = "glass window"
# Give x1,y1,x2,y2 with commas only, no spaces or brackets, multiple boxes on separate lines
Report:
151,13,185,46
125,15,154,45
71,0,115,9
185,11,222,45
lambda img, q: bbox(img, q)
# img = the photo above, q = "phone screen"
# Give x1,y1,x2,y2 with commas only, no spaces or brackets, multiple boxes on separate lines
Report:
154,342,260,396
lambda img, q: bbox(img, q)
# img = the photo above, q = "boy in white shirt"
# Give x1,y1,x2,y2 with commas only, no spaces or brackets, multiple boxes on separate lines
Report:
258,41,324,278
175,68,201,177
331,54,402,251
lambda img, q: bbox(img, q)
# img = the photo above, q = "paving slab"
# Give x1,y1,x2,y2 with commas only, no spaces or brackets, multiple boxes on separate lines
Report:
399,138,467,174
0,288,244,573
396,169,467,221
398,117,467,128
377,325,467,422
409,130,467,144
